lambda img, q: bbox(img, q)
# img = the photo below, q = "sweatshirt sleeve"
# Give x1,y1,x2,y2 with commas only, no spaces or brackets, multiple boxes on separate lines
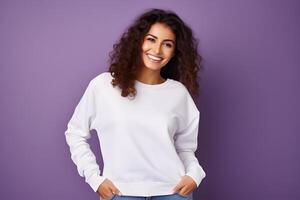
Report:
174,90,206,188
64,79,106,192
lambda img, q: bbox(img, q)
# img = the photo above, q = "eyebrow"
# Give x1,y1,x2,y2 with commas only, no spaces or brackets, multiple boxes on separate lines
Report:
146,34,175,44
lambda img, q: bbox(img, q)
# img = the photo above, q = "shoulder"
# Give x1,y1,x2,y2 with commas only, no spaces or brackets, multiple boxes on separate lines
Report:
168,78,190,96
91,71,112,83
170,79,199,112
88,71,113,89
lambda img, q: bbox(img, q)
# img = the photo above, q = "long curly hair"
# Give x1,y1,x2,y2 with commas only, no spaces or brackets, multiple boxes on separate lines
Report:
108,8,203,101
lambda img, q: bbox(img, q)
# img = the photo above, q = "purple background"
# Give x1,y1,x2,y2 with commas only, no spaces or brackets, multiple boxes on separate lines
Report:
1,0,299,200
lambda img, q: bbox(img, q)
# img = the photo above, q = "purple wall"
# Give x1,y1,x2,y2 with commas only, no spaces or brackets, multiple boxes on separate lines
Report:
1,0,299,200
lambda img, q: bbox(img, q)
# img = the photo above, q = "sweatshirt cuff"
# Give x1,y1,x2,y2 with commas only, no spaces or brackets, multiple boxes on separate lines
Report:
185,166,206,187
87,173,107,192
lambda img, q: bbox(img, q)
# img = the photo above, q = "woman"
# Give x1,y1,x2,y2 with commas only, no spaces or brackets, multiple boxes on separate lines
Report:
65,8,206,200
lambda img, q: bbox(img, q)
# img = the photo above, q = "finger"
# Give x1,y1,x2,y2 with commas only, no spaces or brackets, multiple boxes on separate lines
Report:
172,183,183,193
178,187,188,196
112,190,123,196
180,185,193,196
111,186,123,196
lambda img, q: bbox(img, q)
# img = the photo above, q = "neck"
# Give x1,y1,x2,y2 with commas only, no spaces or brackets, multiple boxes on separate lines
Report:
136,68,165,85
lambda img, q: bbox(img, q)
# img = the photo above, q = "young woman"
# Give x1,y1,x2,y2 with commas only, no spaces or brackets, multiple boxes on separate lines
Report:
65,8,206,200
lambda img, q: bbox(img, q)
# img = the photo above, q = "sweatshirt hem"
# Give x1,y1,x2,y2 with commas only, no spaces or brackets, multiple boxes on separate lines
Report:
111,181,178,196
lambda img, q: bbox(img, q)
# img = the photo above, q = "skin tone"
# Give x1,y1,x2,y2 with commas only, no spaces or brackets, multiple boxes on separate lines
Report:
172,175,197,197
97,22,197,199
136,22,176,84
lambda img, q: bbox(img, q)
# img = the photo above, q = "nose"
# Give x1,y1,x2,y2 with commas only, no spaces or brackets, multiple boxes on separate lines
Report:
153,43,162,55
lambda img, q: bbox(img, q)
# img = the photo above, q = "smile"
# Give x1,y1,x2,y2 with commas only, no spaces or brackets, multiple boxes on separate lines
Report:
147,54,163,62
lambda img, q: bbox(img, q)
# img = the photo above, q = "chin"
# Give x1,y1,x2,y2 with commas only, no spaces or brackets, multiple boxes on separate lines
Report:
144,63,165,71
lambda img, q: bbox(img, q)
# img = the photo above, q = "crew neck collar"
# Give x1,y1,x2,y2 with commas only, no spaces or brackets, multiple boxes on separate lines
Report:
135,78,170,88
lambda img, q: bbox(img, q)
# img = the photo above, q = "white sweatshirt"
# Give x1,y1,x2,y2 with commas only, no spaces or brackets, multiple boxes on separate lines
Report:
64,72,206,198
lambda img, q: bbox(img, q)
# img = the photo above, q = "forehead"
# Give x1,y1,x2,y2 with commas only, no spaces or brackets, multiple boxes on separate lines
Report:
146,23,175,40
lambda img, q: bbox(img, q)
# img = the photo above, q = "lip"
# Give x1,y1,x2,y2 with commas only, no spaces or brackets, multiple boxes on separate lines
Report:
146,53,163,63
147,55,163,63
147,53,163,60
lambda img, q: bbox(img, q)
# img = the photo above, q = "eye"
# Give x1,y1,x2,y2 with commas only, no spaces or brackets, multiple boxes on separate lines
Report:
165,43,173,48
147,38,155,42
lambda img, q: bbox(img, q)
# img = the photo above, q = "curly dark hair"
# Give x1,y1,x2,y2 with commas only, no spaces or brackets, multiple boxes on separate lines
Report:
107,8,203,101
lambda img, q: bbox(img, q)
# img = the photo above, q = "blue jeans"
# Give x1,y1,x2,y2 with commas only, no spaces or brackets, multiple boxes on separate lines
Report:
109,192,193,200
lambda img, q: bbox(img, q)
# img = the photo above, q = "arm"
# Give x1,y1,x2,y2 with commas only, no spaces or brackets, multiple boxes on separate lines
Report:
174,112,206,187
64,80,106,192
174,91,206,187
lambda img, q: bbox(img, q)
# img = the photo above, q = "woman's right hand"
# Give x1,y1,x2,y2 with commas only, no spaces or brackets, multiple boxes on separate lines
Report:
97,178,122,199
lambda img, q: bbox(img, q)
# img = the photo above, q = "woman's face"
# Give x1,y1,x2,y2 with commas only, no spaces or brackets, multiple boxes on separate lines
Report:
140,22,176,71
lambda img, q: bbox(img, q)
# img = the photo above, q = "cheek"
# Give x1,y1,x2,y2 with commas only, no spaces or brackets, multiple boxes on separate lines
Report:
165,50,175,58
141,42,150,51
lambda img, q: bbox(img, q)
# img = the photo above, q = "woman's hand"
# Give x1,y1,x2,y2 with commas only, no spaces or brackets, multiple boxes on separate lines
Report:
172,175,197,197
97,178,122,199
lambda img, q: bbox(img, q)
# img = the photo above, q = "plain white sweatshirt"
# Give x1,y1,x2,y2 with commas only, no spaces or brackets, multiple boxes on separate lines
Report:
64,72,206,198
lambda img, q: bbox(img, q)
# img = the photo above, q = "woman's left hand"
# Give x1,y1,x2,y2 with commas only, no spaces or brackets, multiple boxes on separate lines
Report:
172,175,197,196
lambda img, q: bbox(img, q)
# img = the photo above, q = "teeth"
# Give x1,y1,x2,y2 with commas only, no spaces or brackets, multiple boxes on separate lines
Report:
147,54,163,61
